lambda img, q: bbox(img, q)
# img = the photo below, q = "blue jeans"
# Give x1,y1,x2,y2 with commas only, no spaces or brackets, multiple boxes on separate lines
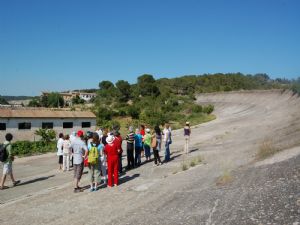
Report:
144,145,151,159
165,142,170,162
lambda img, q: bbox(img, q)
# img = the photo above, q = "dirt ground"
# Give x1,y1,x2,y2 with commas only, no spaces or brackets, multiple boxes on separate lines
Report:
0,90,299,225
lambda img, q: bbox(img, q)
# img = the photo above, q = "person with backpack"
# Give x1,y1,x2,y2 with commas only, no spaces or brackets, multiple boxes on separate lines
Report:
87,133,102,192
152,126,162,166
144,128,152,162
104,135,120,187
57,133,64,171
0,133,20,190
163,123,172,162
126,126,135,170
184,122,191,154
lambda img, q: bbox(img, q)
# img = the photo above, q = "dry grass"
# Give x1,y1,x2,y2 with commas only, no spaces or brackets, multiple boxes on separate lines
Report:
256,139,279,160
216,170,233,186
181,163,188,171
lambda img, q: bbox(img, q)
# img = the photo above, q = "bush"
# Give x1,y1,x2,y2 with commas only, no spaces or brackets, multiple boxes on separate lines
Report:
34,128,56,143
12,141,56,156
202,105,214,114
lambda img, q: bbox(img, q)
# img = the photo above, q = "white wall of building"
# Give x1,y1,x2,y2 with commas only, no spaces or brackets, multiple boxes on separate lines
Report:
0,118,96,142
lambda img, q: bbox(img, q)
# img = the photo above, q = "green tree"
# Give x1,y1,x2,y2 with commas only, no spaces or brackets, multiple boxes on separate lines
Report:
72,95,85,104
28,97,41,107
116,80,131,102
99,81,115,90
0,96,9,105
137,74,160,97
47,92,64,108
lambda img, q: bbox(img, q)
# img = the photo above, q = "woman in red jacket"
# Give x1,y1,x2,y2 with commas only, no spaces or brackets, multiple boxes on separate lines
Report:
104,135,120,187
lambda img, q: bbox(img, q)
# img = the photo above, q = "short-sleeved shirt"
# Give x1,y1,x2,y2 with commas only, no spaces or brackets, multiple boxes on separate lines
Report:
3,141,12,163
134,134,143,147
57,138,64,156
71,137,88,165
144,133,151,146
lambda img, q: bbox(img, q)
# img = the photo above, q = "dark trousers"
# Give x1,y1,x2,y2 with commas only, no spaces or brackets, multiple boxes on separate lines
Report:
135,146,142,167
127,143,135,169
119,153,123,173
153,149,161,164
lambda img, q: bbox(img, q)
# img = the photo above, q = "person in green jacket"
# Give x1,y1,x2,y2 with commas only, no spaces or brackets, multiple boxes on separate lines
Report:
0,133,20,190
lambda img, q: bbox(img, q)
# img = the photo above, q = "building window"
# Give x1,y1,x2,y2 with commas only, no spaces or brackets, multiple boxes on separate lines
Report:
82,122,91,128
63,122,73,129
0,123,6,130
42,122,54,129
19,122,31,130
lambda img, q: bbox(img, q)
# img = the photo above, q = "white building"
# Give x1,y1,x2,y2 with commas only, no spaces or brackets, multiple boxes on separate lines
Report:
0,108,97,141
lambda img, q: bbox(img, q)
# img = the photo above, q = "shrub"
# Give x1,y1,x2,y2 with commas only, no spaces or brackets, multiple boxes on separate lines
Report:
203,105,214,114
34,129,56,143
12,141,56,156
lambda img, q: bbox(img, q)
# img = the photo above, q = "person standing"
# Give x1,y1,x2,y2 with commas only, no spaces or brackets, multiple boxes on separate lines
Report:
62,134,72,171
126,126,135,170
87,133,102,192
71,130,88,193
57,133,64,171
114,131,123,174
143,128,152,162
152,126,162,166
163,123,172,162
140,125,145,158
0,133,20,190
184,122,191,154
104,135,120,187
134,129,143,167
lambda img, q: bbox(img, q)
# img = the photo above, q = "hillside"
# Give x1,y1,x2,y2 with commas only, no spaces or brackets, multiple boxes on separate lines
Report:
1,90,299,225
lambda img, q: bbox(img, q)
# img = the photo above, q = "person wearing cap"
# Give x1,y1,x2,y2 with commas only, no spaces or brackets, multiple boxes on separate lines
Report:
134,129,143,167
125,126,135,170
184,122,191,154
144,128,152,162
71,130,88,193
104,135,120,187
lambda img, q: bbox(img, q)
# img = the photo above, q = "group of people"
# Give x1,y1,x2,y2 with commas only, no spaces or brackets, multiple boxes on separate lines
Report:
0,122,191,192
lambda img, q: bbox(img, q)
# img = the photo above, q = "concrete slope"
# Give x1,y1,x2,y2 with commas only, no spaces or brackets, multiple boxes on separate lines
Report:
0,90,299,225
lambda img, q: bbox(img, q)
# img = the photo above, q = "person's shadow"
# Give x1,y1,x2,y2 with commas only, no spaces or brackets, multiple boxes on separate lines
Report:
17,175,55,186
119,173,140,185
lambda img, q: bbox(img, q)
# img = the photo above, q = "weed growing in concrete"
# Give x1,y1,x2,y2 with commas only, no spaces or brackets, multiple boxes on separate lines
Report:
181,163,188,171
190,160,196,167
216,170,233,186
256,140,278,160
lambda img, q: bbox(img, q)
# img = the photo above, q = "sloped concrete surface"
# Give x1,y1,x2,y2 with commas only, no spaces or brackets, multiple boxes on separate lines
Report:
0,90,299,225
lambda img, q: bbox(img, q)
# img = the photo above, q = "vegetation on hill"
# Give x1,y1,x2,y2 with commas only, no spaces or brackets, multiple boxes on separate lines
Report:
92,72,295,130
0,96,9,105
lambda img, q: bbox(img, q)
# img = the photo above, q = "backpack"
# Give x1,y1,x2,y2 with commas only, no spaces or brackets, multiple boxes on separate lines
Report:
151,136,157,148
88,145,99,165
0,144,8,162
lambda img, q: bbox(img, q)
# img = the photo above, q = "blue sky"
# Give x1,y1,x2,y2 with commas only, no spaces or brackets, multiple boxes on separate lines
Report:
0,0,299,96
